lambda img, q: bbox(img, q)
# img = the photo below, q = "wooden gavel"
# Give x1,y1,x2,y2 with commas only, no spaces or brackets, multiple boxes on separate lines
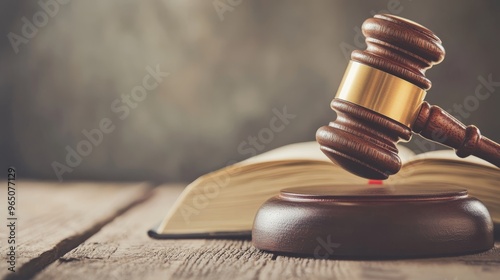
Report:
316,14,500,179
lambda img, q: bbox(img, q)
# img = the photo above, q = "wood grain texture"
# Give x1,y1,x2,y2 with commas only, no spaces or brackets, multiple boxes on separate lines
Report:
253,185,493,258
36,184,500,280
318,14,500,179
414,102,500,167
35,185,273,280
352,14,445,90
0,181,152,280
261,251,500,280
317,13,443,180
317,99,411,179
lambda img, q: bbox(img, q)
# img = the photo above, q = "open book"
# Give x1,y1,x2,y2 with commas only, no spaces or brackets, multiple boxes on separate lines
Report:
149,142,500,239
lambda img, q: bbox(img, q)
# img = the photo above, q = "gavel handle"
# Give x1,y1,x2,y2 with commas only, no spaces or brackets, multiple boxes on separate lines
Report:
413,102,500,167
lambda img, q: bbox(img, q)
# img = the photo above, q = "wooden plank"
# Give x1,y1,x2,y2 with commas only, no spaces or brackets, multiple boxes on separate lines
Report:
260,251,500,280
36,185,274,280
37,184,500,280
0,180,152,280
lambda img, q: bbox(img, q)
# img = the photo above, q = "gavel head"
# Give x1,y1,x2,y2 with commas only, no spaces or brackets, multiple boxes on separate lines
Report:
316,14,445,179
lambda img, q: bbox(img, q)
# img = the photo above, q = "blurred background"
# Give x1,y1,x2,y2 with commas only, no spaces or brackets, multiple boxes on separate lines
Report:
1,0,499,183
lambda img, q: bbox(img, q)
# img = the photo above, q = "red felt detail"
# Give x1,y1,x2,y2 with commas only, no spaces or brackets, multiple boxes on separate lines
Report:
368,180,383,185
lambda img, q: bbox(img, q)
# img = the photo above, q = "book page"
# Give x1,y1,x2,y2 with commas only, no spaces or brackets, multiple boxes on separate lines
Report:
240,142,330,165
155,141,500,236
242,141,416,166
406,149,496,168
397,144,415,163
393,151,500,224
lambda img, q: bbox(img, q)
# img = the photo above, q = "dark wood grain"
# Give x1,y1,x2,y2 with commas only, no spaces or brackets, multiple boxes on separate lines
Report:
316,99,411,179
414,102,500,167
352,14,445,90
317,14,500,179
317,14,444,180
253,185,493,258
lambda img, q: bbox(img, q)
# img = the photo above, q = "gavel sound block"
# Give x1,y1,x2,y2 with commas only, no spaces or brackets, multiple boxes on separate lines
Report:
252,14,497,258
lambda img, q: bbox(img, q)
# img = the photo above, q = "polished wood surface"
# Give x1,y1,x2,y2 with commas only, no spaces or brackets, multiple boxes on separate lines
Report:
414,102,500,167
351,14,445,90
317,14,500,179
3,181,500,280
317,99,411,179
253,185,493,259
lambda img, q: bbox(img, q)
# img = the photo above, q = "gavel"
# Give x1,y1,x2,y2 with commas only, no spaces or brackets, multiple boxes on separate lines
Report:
316,14,500,180
253,14,497,259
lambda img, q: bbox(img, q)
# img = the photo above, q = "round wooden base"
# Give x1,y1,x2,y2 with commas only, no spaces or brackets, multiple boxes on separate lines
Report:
252,185,494,259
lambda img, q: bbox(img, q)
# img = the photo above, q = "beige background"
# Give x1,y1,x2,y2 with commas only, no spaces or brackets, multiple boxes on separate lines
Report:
1,0,499,182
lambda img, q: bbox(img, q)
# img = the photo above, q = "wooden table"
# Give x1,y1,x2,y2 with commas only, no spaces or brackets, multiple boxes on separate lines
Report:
1,181,499,280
